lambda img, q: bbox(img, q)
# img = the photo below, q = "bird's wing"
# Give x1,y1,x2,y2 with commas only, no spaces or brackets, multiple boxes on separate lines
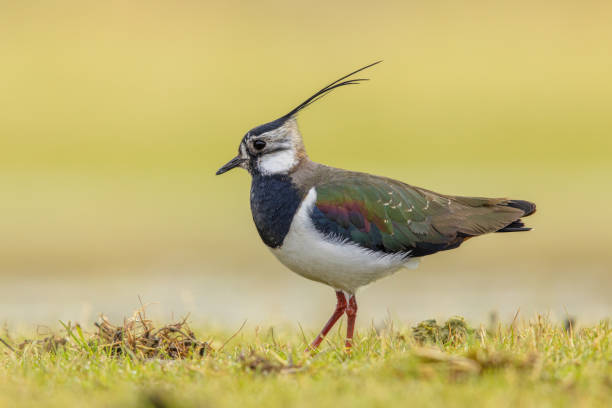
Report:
311,172,525,257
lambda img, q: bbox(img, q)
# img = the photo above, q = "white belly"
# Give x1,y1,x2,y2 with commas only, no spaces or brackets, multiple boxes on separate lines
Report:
270,188,420,293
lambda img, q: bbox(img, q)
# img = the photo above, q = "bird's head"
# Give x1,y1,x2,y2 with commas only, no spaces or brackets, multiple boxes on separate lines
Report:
216,61,381,177
215,115,305,176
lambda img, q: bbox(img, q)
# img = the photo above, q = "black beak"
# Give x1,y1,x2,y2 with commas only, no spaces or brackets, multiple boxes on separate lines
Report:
216,155,245,175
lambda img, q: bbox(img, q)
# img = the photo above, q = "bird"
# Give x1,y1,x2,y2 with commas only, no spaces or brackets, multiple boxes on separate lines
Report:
216,61,536,351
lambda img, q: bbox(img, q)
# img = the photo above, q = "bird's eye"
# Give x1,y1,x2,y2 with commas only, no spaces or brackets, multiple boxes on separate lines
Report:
253,140,266,150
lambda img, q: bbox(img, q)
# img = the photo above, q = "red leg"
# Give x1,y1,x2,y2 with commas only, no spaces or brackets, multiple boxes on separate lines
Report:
306,291,347,351
345,295,358,350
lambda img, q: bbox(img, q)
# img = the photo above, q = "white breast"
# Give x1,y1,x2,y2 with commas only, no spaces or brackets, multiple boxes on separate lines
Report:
270,188,420,293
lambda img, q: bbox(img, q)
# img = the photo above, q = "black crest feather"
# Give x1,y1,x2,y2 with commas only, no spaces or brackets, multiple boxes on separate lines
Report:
248,61,382,136
283,60,382,118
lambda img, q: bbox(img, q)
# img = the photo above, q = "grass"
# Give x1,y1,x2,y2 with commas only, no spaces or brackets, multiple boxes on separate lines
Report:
1,312,611,408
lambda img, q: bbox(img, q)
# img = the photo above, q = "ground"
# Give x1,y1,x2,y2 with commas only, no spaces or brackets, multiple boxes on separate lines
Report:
1,314,611,408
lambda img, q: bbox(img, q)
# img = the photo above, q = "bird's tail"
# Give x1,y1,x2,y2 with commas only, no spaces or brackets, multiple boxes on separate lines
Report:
496,200,536,232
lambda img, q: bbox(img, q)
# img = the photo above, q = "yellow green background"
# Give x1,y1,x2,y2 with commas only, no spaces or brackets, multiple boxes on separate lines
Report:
1,1,611,326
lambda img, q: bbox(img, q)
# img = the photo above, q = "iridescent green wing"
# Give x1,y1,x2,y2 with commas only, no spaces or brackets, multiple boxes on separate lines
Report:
311,173,524,256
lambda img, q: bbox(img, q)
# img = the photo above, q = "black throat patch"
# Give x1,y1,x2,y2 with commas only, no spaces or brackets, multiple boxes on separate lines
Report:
250,174,303,248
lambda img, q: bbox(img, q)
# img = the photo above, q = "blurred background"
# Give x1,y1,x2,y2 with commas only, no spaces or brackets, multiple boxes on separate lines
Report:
1,1,611,330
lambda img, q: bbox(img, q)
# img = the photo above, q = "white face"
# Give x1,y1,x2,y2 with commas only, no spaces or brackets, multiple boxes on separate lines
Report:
240,117,304,176
257,148,297,176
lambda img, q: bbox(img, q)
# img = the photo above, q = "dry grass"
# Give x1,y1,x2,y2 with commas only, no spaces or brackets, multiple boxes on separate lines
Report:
94,309,209,359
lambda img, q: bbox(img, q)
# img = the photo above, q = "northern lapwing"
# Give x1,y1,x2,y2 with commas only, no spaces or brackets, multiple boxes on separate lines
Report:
216,61,536,351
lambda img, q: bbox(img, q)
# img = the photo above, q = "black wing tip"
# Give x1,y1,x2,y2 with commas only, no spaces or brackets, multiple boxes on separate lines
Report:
497,226,532,233
506,200,537,217
497,216,534,233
